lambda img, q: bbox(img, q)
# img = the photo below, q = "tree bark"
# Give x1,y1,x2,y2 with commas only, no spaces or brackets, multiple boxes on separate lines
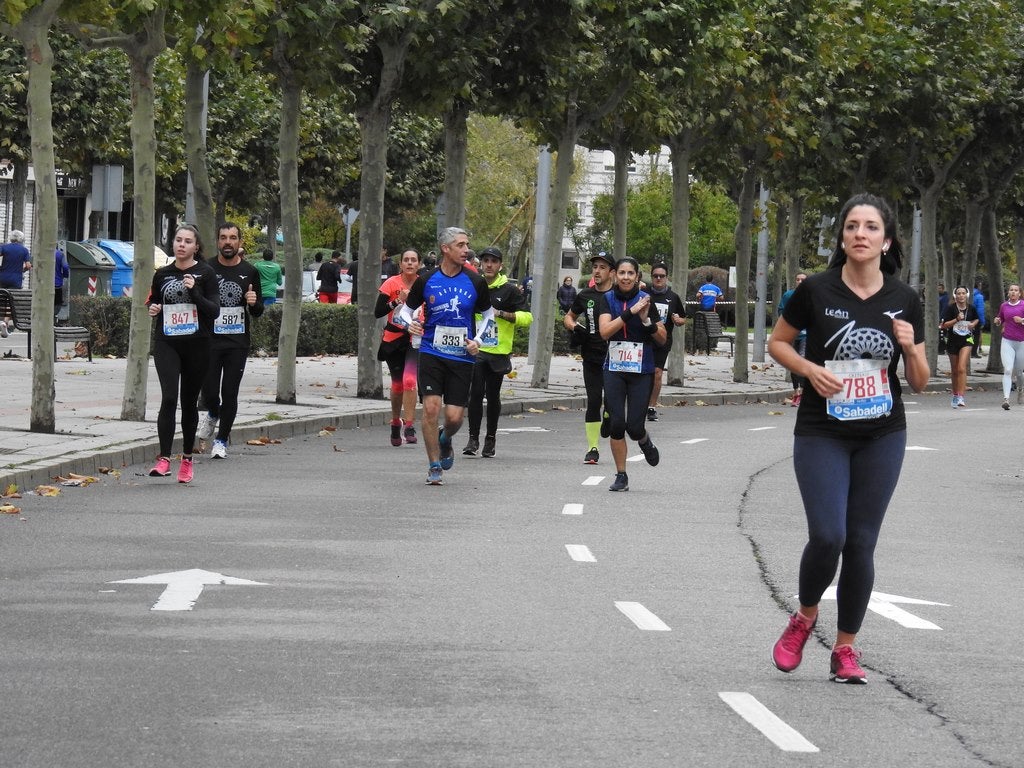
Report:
731,162,757,383
11,159,27,233
184,56,216,252
961,200,982,289
981,204,1003,373
119,11,166,422
530,122,578,388
1016,216,1024,286
443,101,468,229
612,143,628,261
11,0,63,433
274,81,302,404
665,138,691,387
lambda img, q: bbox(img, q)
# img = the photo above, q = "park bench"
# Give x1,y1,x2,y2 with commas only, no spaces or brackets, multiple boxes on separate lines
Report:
0,288,93,362
693,310,734,356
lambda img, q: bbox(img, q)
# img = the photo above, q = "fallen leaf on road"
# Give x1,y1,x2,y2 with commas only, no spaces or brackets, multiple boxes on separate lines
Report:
332,445,345,452
65,369,90,375
35,485,61,497
506,370,518,379
2,483,19,498
1,504,21,514
246,436,282,446
527,407,544,413
318,429,333,437
56,473,99,487
551,405,569,411
768,411,784,416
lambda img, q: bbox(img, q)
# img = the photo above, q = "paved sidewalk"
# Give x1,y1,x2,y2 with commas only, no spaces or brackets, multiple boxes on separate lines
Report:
0,329,981,491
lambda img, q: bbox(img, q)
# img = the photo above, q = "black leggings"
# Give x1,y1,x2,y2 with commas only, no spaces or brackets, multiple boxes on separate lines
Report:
793,431,906,634
602,370,653,441
583,360,604,422
468,358,504,438
202,346,248,441
154,336,210,457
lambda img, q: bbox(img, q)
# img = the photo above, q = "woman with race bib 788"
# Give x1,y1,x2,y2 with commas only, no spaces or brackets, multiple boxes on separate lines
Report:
767,193,929,685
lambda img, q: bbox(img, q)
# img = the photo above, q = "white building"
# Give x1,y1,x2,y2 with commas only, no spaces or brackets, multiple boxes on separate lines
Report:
559,146,673,285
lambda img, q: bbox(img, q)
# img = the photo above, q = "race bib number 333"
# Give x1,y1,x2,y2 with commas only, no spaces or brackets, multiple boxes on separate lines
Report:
825,358,893,421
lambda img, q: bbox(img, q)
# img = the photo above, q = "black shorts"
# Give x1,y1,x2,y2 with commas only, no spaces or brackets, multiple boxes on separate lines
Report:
653,342,671,370
418,352,474,407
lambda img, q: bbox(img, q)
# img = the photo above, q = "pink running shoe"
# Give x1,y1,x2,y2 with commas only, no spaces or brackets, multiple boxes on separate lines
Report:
177,457,194,484
772,613,815,672
403,422,417,444
830,645,867,684
149,456,171,477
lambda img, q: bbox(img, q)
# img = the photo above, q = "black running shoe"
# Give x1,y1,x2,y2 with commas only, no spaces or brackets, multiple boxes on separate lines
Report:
583,448,599,464
639,437,659,467
609,472,629,492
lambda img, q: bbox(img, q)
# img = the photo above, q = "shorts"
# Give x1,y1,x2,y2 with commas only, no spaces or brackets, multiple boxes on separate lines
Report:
653,343,671,370
418,352,474,407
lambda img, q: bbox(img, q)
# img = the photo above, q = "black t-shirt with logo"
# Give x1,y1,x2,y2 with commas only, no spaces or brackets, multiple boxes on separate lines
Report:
781,268,924,439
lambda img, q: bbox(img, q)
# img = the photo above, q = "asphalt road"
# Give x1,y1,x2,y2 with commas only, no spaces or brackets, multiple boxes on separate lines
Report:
2,393,1021,767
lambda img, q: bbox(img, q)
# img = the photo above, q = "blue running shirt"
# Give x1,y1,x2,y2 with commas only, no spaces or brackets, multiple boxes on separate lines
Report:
406,266,491,363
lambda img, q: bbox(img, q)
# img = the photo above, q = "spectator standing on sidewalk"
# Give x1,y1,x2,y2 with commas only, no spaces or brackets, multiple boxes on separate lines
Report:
146,224,220,484
768,193,928,685
54,246,70,322
972,281,986,358
316,251,342,303
197,222,264,459
254,249,282,305
463,246,532,458
557,276,577,314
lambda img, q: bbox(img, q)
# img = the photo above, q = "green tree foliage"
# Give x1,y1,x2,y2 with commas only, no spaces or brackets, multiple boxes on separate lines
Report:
587,173,738,269
464,114,537,252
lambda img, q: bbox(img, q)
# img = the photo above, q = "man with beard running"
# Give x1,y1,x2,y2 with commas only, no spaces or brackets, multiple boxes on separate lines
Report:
197,222,264,458
563,251,615,464
645,262,687,421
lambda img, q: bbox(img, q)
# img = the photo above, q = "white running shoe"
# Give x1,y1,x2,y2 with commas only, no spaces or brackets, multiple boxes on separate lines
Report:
197,412,218,440
210,439,227,459
0,320,8,338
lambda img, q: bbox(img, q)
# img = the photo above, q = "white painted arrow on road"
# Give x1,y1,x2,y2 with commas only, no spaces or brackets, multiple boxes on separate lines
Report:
111,569,267,611
821,586,948,630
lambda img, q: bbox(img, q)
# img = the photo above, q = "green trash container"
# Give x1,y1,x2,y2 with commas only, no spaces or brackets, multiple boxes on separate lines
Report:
64,241,115,323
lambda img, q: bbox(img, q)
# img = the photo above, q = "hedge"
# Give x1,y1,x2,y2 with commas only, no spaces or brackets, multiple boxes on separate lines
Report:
70,296,572,358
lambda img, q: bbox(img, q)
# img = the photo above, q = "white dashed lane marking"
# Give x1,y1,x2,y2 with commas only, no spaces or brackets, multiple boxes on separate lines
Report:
718,692,819,753
561,503,584,515
614,601,671,631
565,545,596,562
748,426,776,432
582,476,604,486
680,438,709,445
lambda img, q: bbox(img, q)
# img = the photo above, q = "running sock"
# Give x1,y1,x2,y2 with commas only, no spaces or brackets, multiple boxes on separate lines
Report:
585,421,600,449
